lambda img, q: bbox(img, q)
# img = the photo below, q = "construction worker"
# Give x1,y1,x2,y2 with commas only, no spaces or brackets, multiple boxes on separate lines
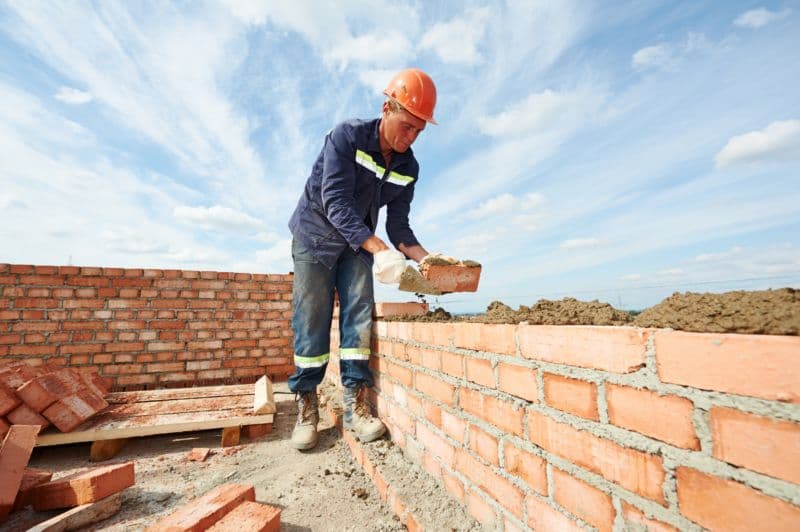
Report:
287,68,439,450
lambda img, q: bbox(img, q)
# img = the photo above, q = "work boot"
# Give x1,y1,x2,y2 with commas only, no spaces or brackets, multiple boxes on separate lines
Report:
343,385,386,442
291,390,319,450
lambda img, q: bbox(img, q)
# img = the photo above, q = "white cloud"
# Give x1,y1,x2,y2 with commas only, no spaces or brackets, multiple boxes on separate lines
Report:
632,44,671,69
478,88,605,138
102,229,169,254
419,7,489,65
54,86,93,104
173,205,264,232
453,229,504,256
255,239,293,272
468,193,518,218
560,238,608,250
694,246,743,263
734,8,791,29
715,119,800,168
326,31,413,71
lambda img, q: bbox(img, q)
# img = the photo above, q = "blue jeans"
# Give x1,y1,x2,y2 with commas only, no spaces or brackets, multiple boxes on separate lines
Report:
288,239,375,393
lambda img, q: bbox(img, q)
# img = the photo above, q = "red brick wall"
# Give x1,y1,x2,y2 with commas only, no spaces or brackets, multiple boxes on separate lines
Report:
329,317,800,531
0,264,294,390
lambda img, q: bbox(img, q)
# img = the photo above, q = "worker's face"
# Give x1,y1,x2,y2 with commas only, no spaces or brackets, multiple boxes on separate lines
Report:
381,103,426,153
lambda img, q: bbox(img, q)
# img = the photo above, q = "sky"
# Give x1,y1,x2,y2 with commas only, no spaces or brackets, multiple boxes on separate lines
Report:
1,1,799,314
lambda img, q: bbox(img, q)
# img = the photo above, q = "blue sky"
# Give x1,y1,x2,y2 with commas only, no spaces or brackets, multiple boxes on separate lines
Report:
1,1,798,313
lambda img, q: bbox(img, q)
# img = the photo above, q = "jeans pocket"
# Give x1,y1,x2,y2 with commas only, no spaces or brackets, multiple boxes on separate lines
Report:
292,239,318,263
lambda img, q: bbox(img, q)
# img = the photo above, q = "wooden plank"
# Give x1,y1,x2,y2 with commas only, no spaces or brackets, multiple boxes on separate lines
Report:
102,395,251,418
253,376,275,415
105,384,254,405
90,438,129,462
0,425,41,521
26,491,122,532
36,412,273,446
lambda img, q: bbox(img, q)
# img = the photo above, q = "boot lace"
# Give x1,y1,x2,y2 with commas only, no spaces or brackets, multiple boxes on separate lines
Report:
354,386,371,418
297,392,316,423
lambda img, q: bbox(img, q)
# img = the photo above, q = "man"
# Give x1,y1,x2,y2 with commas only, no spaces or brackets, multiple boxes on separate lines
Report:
287,68,439,450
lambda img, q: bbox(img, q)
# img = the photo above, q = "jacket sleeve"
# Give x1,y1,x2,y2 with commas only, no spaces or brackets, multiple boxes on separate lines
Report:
386,182,420,249
320,125,373,251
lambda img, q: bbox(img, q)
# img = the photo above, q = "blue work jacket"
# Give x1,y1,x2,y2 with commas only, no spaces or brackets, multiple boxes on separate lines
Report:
288,118,421,269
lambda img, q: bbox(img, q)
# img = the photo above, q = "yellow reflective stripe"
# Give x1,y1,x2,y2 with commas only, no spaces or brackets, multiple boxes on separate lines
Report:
354,149,414,187
340,347,371,360
387,170,414,186
294,352,330,368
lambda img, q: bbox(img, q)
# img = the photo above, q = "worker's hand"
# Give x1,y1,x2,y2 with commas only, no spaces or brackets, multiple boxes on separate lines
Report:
420,252,458,267
373,249,407,284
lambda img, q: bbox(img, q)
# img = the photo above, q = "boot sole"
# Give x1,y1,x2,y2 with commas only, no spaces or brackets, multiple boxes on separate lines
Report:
344,422,386,443
291,436,318,451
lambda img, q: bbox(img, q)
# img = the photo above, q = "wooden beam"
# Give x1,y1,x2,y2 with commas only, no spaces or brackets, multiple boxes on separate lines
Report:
36,412,273,446
105,384,254,405
26,491,122,532
253,376,276,415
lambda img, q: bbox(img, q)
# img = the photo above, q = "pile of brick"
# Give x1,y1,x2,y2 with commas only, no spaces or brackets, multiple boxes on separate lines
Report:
1,424,134,527
0,361,110,436
147,483,281,531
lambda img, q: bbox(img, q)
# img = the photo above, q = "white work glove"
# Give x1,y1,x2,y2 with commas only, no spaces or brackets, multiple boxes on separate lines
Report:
420,252,458,267
373,249,407,284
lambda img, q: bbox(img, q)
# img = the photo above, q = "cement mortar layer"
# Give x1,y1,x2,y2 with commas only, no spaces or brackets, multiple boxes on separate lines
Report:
374,337,800,523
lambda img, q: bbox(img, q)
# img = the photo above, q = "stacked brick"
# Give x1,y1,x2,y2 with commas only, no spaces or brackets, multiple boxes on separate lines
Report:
1,361,109,435
329,312,800,531
0,263,294,391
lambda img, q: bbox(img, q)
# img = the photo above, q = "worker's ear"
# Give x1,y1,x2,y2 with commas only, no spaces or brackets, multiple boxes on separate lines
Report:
381,101,391,115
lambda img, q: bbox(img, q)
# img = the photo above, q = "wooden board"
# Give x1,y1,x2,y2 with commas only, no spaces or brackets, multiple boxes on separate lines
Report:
35,384,273,447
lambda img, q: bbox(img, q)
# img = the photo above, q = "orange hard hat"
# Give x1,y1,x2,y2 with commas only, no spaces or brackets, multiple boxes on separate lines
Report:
383,68,438,125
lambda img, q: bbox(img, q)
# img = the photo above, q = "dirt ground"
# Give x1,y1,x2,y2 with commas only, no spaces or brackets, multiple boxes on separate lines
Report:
399,288,799,335
4,381,480,532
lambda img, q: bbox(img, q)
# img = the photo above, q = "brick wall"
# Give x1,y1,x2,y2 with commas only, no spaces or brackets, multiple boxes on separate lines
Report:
329,317,800,531
0,264,294,390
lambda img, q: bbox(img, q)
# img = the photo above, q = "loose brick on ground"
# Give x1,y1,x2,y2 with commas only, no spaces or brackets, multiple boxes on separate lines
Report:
206,500,281,532
32,461,135,510
13,467,52,510
0,424,40,521
146,483,255,532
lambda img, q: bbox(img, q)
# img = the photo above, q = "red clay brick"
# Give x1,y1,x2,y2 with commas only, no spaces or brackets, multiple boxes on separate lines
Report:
7,404,50,429
656,331,800,402
420,263,481,293
15,379,57,412
527,410,665,503
503,443,547,495
0,385,21,415
452,322,516,355
456,449,524,518
207,501,281,532
243,423,272,440
0,425,40,521
465,357,494,388
458,387,524,436
0,418,9,438
442,470,465,501
676,467,800,531
13,467,52,510
607,384,698,449
374,302,429,318
710,407,800,484
519,325,648,373
416,422,455,467
552,467,615,532
468,424,499,466
411,322,453,347
440,409,466,443
414,372,455,406
465,490,497,527
497,363,538,402
526,495,584,531
186,448,211,462
543,373,599,420
620,502,678,532
32,461,135,510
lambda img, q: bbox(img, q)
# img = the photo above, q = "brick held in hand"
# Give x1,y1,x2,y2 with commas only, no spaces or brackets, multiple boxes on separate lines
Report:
31,461,135,511
420,262,482,293
6,403,50,429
